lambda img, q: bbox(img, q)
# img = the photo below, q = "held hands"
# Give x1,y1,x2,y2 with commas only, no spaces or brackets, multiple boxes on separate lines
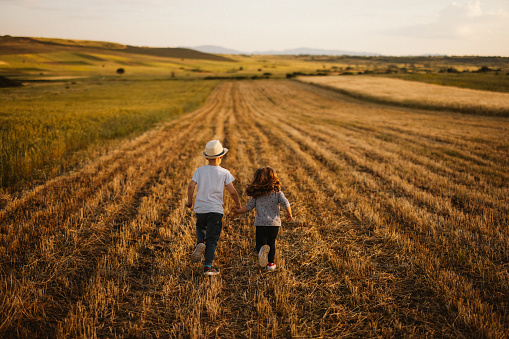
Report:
230,205,242,215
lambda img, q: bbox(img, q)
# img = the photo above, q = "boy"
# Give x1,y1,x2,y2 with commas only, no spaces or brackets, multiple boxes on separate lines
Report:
185,140,241,276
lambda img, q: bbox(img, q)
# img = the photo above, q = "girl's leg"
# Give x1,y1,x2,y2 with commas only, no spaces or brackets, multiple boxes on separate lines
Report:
256,226,269,253
266,227,280,263
256,226,271,267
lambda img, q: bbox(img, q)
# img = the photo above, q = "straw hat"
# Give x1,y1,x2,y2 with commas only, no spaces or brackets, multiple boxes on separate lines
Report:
203,140,228,159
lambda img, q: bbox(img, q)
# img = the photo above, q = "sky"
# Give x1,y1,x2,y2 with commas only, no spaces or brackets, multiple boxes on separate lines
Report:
1,0,508,56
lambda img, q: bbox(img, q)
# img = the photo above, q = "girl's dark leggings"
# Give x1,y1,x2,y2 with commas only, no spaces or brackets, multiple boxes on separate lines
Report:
256,226,280,263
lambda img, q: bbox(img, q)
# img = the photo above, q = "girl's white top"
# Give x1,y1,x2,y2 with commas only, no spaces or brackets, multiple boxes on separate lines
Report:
192,165,235,214
247,191,290,226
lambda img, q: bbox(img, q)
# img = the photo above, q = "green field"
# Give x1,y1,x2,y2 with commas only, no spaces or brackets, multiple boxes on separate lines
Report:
0,79,218,192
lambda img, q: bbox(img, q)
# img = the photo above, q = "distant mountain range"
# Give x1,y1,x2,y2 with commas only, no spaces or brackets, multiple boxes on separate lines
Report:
191,45,380,56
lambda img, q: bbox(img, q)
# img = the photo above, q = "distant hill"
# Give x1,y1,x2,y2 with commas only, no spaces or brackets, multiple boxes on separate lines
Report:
193,45,380,56
122,45,233,61
0,36,234,62
192,45,245,55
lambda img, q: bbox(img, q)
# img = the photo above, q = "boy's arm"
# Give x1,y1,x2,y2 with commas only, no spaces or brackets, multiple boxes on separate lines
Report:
225,182,241,209
185,180,196,208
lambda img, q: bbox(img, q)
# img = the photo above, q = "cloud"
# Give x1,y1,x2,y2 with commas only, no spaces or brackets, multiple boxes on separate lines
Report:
0,0,61,10
392,0,509,40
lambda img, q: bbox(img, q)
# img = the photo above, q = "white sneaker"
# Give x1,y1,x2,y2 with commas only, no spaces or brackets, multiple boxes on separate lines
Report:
204,266,220,276
267,263,277,271
190,243,206,263
258,245,269,267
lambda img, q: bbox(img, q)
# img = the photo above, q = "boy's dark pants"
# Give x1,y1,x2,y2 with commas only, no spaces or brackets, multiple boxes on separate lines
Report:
196,212,223,266
256,226,280,264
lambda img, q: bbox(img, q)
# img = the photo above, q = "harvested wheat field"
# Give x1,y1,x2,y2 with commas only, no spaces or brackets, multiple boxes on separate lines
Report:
299,75,509,116
1,80,509,338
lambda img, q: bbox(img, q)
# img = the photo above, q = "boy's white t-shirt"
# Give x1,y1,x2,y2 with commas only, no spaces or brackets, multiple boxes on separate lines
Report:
192,165,235,214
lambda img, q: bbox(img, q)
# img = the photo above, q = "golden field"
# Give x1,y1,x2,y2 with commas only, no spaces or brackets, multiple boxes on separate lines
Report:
298,75,509,116
1,80,508,338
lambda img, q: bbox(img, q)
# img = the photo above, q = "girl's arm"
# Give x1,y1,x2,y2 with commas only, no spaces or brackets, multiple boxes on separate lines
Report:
285,206,293,221
278,191,292,221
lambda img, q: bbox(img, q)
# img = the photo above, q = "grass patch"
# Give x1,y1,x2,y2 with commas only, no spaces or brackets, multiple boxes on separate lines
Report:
72,53,107,62
44,61,92,66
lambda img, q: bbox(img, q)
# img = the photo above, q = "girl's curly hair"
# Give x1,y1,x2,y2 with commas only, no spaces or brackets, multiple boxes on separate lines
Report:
245,166,281,198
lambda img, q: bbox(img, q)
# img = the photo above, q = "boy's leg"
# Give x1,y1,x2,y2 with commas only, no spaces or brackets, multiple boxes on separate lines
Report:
266,227,280,263
191,213,207,262
195,213,207,244
203,212,223,267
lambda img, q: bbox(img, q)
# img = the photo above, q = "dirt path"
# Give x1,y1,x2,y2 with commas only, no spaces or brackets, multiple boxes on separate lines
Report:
1,80,508,338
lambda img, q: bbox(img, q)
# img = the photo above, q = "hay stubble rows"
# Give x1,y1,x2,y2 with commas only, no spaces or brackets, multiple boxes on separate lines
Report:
300,75,509,116
1,80,508,338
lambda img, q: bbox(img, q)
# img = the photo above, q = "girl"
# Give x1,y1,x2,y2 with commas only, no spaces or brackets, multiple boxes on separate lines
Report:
232,167,292,271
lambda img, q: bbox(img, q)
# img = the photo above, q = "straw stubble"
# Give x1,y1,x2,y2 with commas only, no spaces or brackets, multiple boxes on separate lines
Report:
1,80,508,338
